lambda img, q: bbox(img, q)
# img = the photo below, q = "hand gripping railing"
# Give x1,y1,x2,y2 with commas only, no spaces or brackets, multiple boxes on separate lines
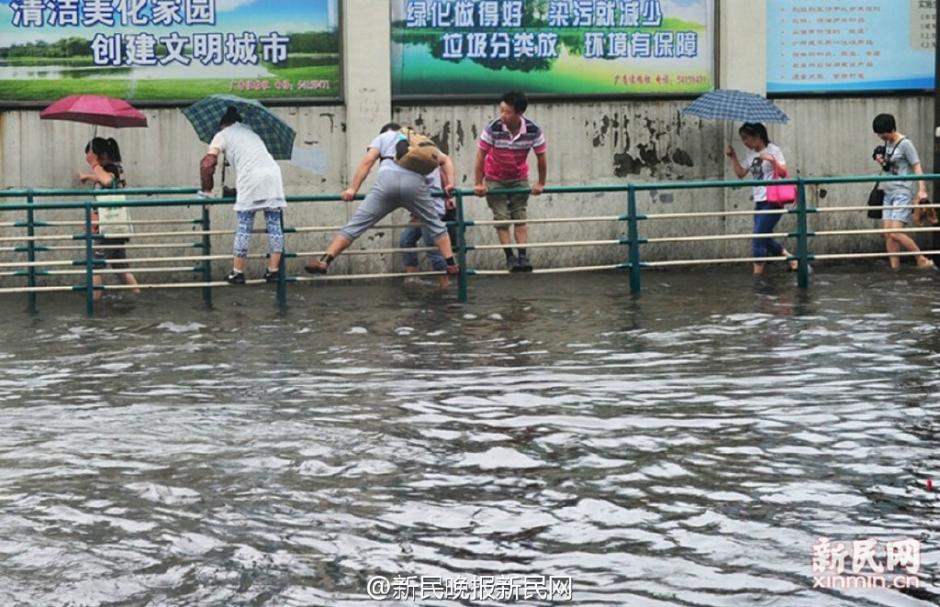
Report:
2,173,940,315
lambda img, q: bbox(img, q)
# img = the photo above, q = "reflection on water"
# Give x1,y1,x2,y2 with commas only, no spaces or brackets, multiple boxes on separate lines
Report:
0,268,939,606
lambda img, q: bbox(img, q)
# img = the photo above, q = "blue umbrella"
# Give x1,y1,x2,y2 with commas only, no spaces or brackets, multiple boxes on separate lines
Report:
682,89,789,124
182,94,296,159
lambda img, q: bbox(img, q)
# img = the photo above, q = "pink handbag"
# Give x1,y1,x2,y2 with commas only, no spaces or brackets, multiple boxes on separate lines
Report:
766,166,797,206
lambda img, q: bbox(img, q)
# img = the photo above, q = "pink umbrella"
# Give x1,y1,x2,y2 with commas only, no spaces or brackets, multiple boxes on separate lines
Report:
40,94,148,129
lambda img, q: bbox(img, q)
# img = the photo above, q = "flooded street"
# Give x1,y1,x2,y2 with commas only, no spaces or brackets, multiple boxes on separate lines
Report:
1,268,939,606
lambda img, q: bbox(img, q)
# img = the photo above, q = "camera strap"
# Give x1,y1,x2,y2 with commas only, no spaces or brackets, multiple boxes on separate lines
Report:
885,137,906,166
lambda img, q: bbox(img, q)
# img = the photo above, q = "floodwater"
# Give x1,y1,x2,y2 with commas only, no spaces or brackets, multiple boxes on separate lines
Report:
0,268,939,606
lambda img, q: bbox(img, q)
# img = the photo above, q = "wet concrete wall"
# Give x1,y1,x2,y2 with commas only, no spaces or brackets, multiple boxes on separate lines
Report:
773,96,934,257
396,95,936,268
394,100,722,268
0,94,935,288
0,106,352,285
2,0,937,291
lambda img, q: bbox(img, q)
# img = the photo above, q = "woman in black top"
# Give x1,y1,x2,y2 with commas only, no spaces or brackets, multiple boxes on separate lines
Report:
79,137,140,299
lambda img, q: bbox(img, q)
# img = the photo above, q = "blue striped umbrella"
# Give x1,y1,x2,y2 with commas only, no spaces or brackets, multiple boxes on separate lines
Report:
682,89,789,124
182,94,296,159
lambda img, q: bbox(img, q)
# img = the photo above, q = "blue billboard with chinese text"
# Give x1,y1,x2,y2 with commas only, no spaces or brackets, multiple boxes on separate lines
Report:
767,0,934,93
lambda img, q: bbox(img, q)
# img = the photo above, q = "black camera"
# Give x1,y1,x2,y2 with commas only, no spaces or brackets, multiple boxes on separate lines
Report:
873,145,896,172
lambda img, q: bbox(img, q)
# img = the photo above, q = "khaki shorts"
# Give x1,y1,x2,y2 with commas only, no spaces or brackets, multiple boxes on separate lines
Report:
485,179,529,224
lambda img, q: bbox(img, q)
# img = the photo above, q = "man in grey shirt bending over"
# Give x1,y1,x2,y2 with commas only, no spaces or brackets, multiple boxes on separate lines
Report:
304,123,459,276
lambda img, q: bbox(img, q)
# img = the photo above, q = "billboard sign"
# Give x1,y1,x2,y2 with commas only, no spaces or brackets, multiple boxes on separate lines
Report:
0,0,340,102
391,0,714,97
768,0,935,93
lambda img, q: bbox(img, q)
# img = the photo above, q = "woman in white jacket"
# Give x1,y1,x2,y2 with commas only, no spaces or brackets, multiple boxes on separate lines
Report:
200,106,286,284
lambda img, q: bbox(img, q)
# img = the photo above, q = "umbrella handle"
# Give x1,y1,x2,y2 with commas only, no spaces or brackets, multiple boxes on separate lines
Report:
221,153,228,188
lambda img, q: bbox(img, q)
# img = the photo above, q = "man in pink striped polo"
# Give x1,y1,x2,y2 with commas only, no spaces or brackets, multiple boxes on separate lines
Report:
473,91,548,272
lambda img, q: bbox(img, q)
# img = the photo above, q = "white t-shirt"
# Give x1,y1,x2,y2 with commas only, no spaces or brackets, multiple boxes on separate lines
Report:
369,130,413,175
369,129,445,214
426,168,445,216
744,143,786,203
209,123,286,211
369,131,444,215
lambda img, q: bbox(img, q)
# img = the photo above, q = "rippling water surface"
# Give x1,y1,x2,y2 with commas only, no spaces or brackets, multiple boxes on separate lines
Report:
1,268,939,606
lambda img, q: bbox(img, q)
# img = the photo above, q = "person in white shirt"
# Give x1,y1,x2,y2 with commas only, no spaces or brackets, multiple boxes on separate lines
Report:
726,122,799,276
200,106,287,284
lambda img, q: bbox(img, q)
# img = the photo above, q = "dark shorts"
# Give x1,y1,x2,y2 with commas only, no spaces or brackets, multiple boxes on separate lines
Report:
94,238,130,270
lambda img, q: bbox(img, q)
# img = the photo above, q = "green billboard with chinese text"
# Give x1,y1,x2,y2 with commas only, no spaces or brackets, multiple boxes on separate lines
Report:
392,0,713,97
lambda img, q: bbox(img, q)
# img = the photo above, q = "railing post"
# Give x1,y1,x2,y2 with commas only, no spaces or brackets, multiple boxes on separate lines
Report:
25,191,37,314
455,191,469,303
201,203,213,307
795,179,811,289
627,184,642,295
83,202,95,317
276,210,287,308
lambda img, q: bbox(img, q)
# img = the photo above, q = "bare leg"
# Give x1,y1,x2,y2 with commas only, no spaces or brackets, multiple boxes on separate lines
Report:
117,272,140,294
325,234,352,259
304,234,352,274
496,226,512,247
885,233,902,270
513,223,528,246
884,219,931,268
752,262,766,275
496,225,516,270
432,233,458,281
432,233,454,259
267,252,282,272
781,247,798,271
93,274,104,301
403,264,419,285
233,256,247,272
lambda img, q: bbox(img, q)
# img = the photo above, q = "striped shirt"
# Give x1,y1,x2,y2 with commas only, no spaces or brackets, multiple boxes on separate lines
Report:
478,117,547,182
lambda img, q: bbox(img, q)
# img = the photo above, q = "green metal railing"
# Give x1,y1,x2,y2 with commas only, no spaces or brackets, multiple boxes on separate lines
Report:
1,173,938,315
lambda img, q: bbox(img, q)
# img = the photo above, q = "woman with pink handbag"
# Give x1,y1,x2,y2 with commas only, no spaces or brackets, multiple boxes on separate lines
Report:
725,122,799,275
